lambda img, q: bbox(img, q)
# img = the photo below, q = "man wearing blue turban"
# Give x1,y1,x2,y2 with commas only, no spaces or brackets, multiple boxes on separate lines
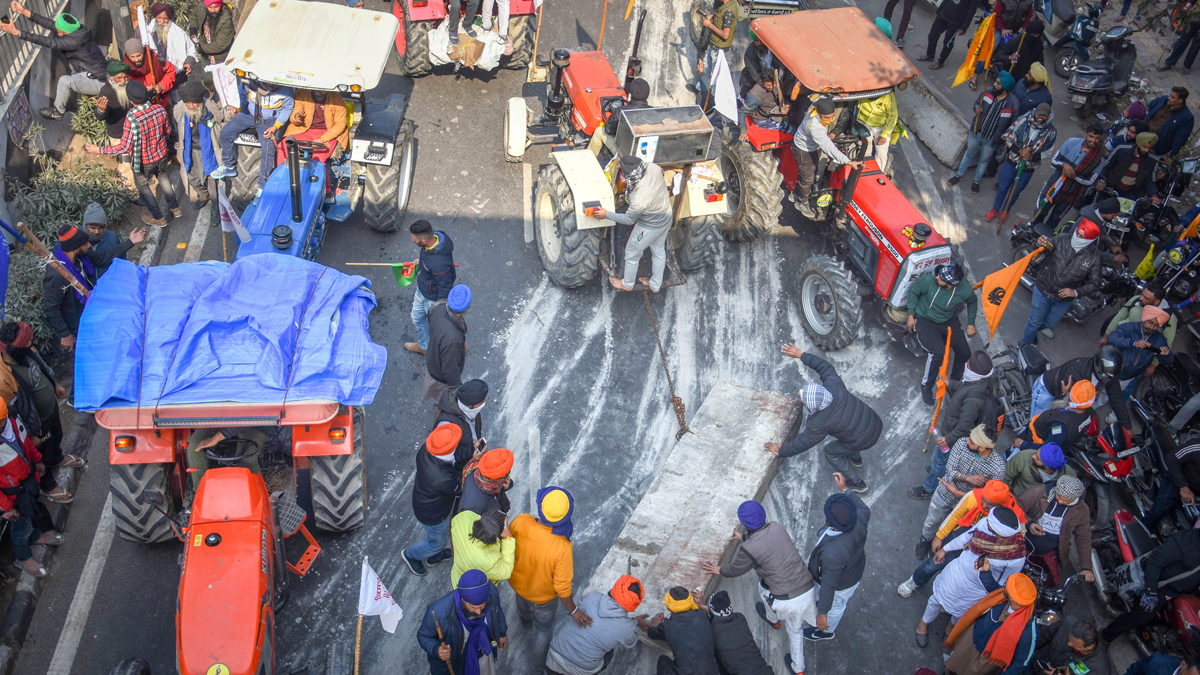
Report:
417,569,509,675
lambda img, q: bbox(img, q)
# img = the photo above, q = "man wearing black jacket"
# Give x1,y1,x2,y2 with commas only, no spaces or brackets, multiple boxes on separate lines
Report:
707,591,773,675
0,1,107,120
911,352,996,500
765,345,883,492
1022,224,1104,345
1099,132,1163,202
424,284,471,409
1141,441,1200,531
406,220,456,356
805,475,870,641
403,425,464,577
434,379,488,474
1034,347,1132,437
43,224,144,352
647,587,720,675
1101,525,1200,642
917,0,978,69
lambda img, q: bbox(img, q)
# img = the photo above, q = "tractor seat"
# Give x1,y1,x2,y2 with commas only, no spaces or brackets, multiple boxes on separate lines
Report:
746,121,793,151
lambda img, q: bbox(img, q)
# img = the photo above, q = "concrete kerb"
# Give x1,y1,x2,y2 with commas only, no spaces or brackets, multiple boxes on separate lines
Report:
896,75,971,169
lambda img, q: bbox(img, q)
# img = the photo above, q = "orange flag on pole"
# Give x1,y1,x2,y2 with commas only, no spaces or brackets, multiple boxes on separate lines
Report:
953,14,996,88
972,246,1045,338
1183,209,1200,240
930,327,952,433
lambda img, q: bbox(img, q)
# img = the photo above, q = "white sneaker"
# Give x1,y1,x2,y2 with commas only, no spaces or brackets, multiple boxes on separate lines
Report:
897,576,917,598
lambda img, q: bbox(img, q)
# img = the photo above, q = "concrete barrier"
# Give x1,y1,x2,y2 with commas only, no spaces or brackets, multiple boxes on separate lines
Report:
896,75,971,169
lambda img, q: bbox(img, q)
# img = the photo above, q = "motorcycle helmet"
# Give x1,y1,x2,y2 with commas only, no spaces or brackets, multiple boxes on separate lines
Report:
936,262,964,286
1094,345,1123,381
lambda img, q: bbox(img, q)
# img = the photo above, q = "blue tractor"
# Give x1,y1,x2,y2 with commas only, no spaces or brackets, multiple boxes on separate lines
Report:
224,0,417,260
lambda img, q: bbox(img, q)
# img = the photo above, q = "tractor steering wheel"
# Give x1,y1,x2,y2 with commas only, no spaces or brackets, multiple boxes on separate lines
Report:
204,437,261,464
290,140,328,152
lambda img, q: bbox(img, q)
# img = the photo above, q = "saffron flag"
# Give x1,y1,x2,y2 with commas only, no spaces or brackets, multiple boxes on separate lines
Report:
710,49,739,123
392,262,419,288
358,557,404,633
973,246,1045,337
953,14,996,88
930,327,952,432
1183,210,1200,240
217,183,251,243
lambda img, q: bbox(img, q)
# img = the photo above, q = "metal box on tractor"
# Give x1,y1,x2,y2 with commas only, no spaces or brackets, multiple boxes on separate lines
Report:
392,0,538,76
224,0,416,239
726,8,959,350
504,13,731,289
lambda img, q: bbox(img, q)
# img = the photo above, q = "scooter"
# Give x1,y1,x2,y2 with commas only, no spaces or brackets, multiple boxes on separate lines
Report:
1052,3,1104,78
1066,25,1138,118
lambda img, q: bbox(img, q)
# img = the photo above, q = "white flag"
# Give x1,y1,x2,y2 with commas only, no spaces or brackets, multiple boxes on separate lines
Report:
205,64,241,109
358,557,403,633
711,50,738,123
217,183,251,243
136,6,151,53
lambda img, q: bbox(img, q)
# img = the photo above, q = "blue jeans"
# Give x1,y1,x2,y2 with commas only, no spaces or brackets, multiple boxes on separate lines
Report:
1141,479,1183,531
406,516,451,561
699,47,728,93
9,512,40,562
1023,287,1073,344
218,111,281,188
411,287,434,351
1119,0,1143,19
994,160,1035,212
1167,22,1200,68
1031,374,1055,419
922,443,952,494
809,581,860,633
956,132,994,183
912,549,962,587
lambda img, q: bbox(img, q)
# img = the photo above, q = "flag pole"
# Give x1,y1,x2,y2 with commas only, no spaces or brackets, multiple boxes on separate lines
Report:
354,614,363,675
222,230,228,263
432,609,456,675
996,159,1025,235
923,327,953,453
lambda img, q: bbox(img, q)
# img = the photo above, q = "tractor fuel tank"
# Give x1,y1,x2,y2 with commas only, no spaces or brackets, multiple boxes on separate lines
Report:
615,106,714,166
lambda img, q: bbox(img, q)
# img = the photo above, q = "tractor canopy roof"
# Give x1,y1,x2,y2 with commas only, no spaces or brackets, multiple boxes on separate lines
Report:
750,8,919,97
75,256,387,421
225,0,399,92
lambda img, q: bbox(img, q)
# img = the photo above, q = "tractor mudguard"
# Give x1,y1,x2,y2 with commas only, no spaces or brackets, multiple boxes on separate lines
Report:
351,93,410,167
550,150,616,231
397,0,446,23
293,407,356,457
508,0,537,14
108,429,177,465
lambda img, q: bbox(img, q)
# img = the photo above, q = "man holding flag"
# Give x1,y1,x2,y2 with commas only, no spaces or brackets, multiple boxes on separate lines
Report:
906,263,978,406
1031,124,1107,228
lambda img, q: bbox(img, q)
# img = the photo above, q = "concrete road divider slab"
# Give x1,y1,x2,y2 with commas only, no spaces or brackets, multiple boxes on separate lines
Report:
896,76,970,169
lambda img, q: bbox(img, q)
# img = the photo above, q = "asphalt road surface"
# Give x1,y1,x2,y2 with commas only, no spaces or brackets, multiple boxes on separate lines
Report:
12,0,1155,672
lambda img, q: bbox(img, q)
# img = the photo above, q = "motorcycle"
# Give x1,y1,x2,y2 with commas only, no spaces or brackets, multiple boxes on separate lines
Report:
1156,238,1200,304
991,341,1050,431
1052,3,1104,78
1025,562,1085,626
1066,25,1138,118
1066,262,1143,324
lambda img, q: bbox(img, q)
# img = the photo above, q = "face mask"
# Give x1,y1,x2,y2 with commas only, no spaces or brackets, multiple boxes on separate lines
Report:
1071,233,1093,251
459,400,484,419
87,229,105,244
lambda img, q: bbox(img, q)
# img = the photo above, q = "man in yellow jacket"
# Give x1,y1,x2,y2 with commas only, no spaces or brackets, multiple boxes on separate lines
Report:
449,509,515,588
857,90,898,173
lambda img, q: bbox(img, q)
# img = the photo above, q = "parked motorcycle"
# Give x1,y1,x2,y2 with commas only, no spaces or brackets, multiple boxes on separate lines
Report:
1156,238,1200,303
991,342,1050,431
1066,25,1138,118
1052,3,1103,78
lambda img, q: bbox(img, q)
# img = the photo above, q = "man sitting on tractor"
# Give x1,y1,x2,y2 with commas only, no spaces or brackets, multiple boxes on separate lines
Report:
792,97,864,220
185,426,272,490
211,81,296,197
738,70,790,141
590,155,673,293
278,89,349,168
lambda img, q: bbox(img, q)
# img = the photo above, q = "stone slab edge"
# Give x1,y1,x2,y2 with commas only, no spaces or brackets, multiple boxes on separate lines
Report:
896,75,971,170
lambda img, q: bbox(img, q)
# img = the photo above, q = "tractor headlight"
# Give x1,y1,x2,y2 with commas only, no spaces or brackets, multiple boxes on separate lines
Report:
337,84,349,92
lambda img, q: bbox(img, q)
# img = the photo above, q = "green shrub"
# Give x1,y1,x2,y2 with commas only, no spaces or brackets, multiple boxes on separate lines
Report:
70,96,110,146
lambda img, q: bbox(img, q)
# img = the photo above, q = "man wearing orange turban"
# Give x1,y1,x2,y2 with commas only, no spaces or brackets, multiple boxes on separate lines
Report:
1107,302,1176,384
404,425,464,577
943,573,1038,675
544,575,651,675
460,447,514,515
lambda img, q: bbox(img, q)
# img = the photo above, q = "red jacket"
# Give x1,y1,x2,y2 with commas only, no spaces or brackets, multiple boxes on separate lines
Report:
125,48,176,107
0,416,41,512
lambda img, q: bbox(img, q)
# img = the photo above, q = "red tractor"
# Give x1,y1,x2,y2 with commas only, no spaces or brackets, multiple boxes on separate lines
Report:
392,0,538,76
721,8,958,350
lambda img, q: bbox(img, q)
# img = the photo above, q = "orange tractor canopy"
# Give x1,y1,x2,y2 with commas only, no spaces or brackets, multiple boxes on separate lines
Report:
716,7,958,351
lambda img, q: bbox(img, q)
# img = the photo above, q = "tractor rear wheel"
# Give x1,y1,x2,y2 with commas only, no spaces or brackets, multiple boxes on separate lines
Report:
310,407,367,532
505,14,537,70
533,163,602,287
110,463,176,544
688,0,711,51
401,6,432,77
362,119,416,233
717,133,783,242
231,143,262,211
675,215,722,271
797,255,863,350
107,659,152,675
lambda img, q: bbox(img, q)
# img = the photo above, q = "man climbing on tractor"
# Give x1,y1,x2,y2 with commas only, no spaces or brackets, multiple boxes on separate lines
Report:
738,70,790,142
589,155,673,293
792,97,864,220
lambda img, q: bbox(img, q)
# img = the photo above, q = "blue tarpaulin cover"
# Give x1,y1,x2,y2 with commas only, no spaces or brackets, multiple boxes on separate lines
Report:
74,255,387,411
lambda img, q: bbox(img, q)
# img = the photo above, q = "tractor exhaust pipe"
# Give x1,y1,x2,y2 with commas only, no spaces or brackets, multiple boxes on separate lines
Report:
624,10,647,93
546,49,571,117
286,137,302,223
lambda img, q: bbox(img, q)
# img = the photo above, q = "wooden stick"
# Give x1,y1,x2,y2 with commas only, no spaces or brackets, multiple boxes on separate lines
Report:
528,4,544,82
354,615,363,675
221,229,228,263
432,609,456,675
17,222,90,298
598,0,610,50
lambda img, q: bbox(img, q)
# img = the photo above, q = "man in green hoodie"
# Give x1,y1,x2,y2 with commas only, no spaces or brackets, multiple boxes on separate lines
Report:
906,262,978,405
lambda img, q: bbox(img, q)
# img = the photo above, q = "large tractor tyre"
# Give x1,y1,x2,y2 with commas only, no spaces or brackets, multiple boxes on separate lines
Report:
504,14,537,70
363,120,417,233
688,0,711,51
109,463,176,544
231,143,262,210
796,255,864,350
532,164,602,287
309,407,367,532
675,214,723,271
718,134,784,242
108,659,152,675
401,8,432,77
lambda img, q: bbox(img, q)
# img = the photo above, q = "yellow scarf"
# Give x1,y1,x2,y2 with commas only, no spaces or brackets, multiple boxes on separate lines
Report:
663,591,699,614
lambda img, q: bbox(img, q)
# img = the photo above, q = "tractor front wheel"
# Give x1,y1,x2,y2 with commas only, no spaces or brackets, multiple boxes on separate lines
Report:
110,463,176,544
797,255,863,350
309,407,367,532
674,215,722,271
108,659,152,675
718,133,784,242
231,143,262,211
688,0,711,51
401,7,432,77
362,120,416,233
533,163,602,287
505,14,537,70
